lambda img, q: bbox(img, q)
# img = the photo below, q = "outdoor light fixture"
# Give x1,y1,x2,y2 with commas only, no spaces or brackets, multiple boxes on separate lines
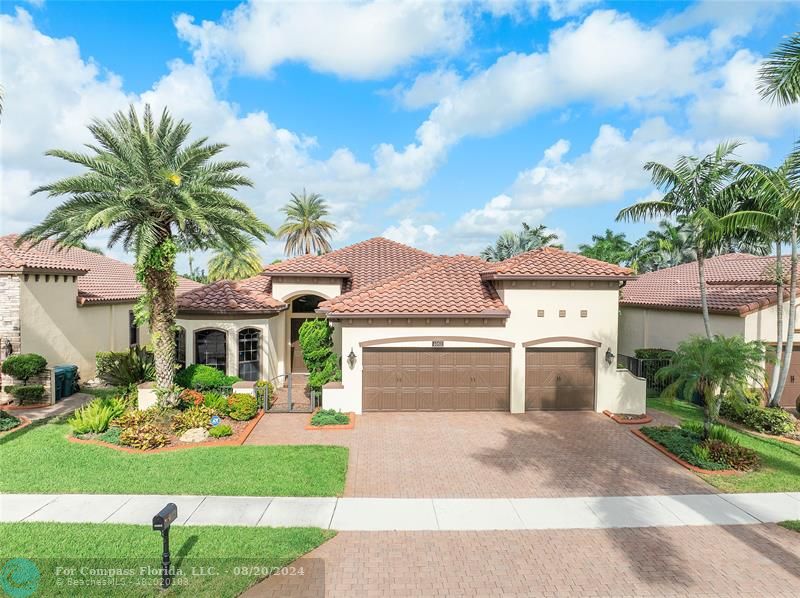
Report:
605,348,615,365
347,348,357,369
152,502,178,590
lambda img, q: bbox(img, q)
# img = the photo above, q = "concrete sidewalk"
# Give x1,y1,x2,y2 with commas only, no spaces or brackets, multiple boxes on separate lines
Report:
2,492,798,530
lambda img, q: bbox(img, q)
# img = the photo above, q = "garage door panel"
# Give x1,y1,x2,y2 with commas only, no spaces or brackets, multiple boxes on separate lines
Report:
525,349,595,411
362,348,509,411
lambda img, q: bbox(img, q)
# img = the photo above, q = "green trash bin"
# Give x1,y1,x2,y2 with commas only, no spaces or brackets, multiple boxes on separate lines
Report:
54,365,78,400
53,367,66,402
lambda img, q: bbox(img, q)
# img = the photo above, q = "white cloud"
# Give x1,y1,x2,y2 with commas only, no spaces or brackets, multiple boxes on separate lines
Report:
175,0,470,80
392,68,462,110
530,0,601,20
689,49,800,138
381,218,439,248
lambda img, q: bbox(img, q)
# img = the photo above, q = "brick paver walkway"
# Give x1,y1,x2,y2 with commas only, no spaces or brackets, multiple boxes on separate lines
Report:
247,411,712,497
246,524,800,597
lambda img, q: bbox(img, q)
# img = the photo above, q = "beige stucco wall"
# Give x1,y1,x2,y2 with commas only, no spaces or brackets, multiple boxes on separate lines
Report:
270,278,343,304
20,274,144,379
325,280,645,414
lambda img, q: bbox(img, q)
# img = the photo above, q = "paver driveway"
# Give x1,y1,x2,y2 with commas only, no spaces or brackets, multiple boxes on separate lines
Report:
247,411,712,497
247,524,800,597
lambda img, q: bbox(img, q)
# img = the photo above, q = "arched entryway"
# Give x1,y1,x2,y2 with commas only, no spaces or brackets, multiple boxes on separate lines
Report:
289,294,325,373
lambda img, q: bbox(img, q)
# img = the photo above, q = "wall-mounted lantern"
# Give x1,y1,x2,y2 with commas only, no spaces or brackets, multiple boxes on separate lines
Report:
605,348,615,365
347,348,357,369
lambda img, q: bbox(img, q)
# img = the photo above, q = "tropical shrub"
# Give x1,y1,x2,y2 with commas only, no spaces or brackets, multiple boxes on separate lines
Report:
69,398,127,434
0,410,21,432
310,409,350,427
298,319,341,391
705,440,760,471
639,426,727,470
171,405,214,436
9,385,45,404
1,353,47,383
98,426,122,445
178,389,205,409
719,398,795,435
255,379,274,400
634,348,675,360
174,364,239,390
680,421,738,445
202,392,230,415
227,393,258,421
112,409,155,429
97,347,155,386
119,423,169,450
209,424,233,438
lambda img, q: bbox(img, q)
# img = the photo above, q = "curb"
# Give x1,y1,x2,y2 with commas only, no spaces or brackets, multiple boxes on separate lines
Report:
67,410,265,453
630,428,739,476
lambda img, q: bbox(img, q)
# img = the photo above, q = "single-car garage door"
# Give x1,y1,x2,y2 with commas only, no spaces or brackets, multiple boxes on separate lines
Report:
525,348,595,410
363,348,510,411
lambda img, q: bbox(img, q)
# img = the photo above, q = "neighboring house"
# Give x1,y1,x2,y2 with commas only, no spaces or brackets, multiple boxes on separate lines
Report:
619,253,799,407
0,234,201,380
176,237,645,414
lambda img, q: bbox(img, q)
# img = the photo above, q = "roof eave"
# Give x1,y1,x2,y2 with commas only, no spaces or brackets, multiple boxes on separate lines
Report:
177,306,288,316
481,273,635,282
318,310,511,320
266,272,351,279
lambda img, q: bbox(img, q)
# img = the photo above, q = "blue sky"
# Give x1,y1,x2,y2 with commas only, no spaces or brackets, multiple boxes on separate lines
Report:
2,0,799,267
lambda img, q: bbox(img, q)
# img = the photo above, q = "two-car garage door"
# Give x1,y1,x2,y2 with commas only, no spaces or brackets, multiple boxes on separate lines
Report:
363,348,510,411
362,346,596,411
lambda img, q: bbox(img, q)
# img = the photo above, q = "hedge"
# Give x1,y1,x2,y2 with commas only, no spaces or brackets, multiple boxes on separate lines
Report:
1,353,47,383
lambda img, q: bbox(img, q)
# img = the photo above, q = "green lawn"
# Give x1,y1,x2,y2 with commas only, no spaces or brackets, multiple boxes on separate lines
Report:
80,387,126,400
0,522,333,597
647,398,800,493
779,520,800,533
0,420,348,496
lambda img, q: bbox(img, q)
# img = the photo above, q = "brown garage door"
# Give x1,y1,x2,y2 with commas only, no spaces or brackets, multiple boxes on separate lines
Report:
768,346,800,408
362,348,510,411
525,348,595,410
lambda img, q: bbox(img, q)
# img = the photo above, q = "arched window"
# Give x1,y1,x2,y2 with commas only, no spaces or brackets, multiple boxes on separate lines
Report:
175,327,186,369
195,329,226,373
238,328,260,381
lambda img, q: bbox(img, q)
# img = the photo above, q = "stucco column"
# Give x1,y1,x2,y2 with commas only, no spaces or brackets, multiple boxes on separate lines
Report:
509,344,526,413
226,329,237,378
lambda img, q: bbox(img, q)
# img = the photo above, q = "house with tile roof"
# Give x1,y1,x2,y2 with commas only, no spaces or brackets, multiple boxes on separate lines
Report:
619,253,799,407
175,238,645,414
0,234,201,382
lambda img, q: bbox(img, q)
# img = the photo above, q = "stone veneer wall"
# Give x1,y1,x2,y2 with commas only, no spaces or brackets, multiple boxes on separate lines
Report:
0,274,21,356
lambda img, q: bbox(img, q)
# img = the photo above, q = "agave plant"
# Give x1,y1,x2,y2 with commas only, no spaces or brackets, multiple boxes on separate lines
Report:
99,347,156,386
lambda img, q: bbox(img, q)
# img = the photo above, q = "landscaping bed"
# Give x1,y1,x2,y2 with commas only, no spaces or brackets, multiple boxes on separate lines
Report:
602,410,652,425
0,522,334,597
635,425,745,474
647,397,800,492
0,410,29,434
306,409,354,430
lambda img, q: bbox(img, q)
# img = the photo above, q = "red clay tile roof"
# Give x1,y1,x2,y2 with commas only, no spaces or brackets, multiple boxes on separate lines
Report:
318,255,510,318
262,253,351,277
323,237,436,292
705,254,795,285
481,247,634,279
620,254,792,316
177,276,286,315
0,235,202,304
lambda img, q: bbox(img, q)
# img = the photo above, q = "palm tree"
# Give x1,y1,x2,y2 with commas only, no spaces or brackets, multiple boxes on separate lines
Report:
21,105,270,389
480,223,561,261
208,242,264,281
277,190,337,256
578,229,632,265
657,335,768,439
617,142,742,338
758,31,800,106
725,156,800,406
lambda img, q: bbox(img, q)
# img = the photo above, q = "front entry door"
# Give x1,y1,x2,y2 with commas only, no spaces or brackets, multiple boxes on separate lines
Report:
290,319,309,373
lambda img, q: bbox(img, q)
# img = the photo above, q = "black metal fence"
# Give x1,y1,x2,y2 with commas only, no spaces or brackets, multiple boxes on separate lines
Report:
617,355,673,396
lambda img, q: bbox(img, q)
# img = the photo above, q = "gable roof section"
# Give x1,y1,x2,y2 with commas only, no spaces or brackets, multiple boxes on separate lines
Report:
0,234,202,304
620,254,791,316
481,247,634,280
261,253,351,278
177,276,287,315
318,255,510,318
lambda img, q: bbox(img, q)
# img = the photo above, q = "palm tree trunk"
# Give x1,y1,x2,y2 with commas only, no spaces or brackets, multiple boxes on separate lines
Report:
697,251,713,338
144,246,178,390
773,224,798,408
770,242,784,406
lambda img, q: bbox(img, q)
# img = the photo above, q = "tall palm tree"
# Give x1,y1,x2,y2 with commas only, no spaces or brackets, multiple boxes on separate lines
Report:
480,223,561,261
758,31,800,106
21,105,270,389
278,190,337,256
578,229,632,265
208,242,264,281
617,142,742,338
725,156,800,406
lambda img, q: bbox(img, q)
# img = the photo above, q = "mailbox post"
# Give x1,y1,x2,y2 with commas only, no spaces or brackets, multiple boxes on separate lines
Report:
152,503,178,590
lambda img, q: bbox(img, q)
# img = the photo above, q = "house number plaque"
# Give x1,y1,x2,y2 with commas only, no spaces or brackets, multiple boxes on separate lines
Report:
432,340,444,347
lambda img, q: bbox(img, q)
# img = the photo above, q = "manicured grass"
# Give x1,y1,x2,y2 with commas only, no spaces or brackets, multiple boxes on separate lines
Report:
647,398,800,493
779,520,800,533
0,522,333,597
0,420,348,496
81,387,125,400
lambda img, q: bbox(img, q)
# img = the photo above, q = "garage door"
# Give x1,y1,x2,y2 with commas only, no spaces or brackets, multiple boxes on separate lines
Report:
525,348,595,410
362,348,510,411
768,346,800,408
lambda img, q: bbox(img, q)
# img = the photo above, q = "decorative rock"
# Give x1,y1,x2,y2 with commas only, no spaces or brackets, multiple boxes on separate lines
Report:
180,427,209,443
